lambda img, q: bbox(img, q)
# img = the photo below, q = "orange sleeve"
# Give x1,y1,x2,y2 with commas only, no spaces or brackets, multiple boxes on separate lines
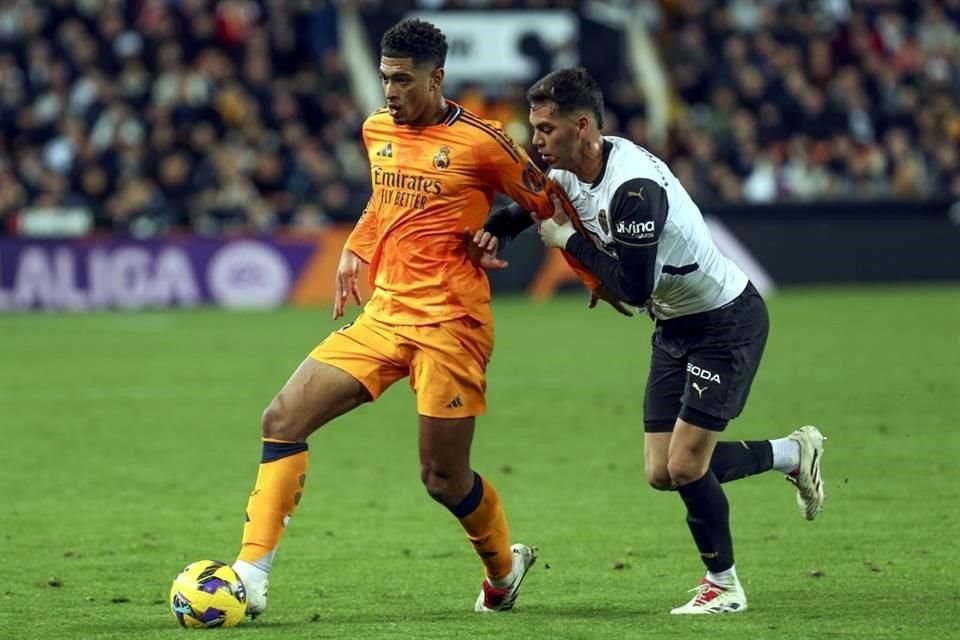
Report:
343,194,377,263
476,131,601,291
475,128,553,219
558,253,600,291
343,121,377,263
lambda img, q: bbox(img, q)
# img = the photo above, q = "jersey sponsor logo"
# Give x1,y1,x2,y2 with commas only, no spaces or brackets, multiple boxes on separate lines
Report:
522,161,545,193
627,188,645,200
598,209,609,234
372,166,443,210
375,142,394,158
615,219,655,239
372,166,443,195
687,363,721,384
691,382,708,398
432,146,451,170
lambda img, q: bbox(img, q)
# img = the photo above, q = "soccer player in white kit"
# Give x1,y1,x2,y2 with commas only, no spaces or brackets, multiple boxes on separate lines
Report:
474,67,826,614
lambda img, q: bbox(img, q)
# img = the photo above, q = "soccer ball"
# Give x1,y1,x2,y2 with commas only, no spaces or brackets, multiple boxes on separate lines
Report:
169,560,247,628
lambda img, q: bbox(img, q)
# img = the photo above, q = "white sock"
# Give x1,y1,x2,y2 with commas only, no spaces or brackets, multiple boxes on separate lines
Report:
488,559,517,588
770,437,800,474
234,557,271,582
707,565,738,586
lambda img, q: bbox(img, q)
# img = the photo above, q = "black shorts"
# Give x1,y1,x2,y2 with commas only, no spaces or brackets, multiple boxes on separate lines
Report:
643,282,769,433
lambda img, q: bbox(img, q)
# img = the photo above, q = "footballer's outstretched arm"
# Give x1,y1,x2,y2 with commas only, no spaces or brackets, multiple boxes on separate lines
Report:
562,178,667,306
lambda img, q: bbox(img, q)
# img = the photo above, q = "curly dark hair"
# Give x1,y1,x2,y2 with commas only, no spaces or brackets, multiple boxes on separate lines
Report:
381,18,448,68
527,66,605,129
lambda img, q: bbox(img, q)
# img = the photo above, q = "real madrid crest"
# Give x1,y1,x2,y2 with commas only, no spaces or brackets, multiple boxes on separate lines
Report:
598,209,609,234
433,146,451,170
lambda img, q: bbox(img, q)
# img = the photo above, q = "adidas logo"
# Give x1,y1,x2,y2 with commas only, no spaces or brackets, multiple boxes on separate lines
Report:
376,142,393,158
446,395,463,409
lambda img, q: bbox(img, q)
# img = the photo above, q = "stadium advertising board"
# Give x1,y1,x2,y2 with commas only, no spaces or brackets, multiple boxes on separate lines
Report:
2,201,954,311
0,236,348,311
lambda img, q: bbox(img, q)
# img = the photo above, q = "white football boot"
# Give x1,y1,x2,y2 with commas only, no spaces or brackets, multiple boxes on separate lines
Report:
232,560,269,619
474,543,538,612
785,425,826,520
670,577,748,615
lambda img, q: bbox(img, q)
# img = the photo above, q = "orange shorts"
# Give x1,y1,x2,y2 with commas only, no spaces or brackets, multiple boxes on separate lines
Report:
309,313,494,418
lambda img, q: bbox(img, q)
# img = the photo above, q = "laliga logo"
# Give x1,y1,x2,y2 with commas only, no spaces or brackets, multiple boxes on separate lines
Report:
208,241,291,309
687,363,721,383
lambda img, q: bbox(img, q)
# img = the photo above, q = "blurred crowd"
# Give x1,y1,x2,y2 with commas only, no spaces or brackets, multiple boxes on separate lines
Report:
649,0,960,203
0,0,369,235
1,1,959,237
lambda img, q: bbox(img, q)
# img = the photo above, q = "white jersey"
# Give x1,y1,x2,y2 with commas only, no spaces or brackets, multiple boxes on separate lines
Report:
549,136,748,319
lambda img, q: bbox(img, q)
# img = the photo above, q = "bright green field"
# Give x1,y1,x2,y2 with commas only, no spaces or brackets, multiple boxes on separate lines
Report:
1,287,958,639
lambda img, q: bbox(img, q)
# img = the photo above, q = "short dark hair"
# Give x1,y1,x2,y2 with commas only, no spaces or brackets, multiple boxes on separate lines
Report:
381,18,448,68
527,66,605,129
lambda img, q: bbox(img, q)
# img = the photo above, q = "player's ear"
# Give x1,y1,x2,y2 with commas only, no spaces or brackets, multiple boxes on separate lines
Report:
430,67,444,90
576,114,590,138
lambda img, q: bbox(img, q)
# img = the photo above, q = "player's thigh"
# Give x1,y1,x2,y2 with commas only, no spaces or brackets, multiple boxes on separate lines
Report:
265,315,408,440
643,326,686,433
264,358,371,441
644,432,673,489
308,314,410,405
407,317,494,419
681,287,769,426
667,418,720,484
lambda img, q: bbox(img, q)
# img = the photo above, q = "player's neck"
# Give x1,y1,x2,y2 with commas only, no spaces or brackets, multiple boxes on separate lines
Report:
412,96,450,127
574,137,605,184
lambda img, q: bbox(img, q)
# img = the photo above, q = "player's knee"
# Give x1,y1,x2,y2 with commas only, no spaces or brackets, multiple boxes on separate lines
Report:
260,400,301,441
667,455,707,487
646,468,673,491
420,465,447,503
420,464,460,507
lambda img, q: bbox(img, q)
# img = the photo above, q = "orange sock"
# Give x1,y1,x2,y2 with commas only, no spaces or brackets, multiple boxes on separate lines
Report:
455,474,512,581
238,439,308,568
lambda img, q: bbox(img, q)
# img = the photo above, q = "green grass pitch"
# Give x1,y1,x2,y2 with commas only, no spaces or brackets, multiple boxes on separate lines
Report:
1,286,957,639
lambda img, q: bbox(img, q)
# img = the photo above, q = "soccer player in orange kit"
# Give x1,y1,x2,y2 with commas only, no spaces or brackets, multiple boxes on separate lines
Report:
229,18,602,618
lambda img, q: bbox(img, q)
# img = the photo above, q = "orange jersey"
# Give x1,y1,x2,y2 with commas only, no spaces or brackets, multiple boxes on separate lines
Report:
345,101,598,326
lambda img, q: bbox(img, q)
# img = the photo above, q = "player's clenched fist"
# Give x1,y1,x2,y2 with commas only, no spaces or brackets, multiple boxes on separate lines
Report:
533,194,576,249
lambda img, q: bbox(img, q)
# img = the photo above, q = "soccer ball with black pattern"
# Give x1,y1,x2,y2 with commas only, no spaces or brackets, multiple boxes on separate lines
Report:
169,560,247,628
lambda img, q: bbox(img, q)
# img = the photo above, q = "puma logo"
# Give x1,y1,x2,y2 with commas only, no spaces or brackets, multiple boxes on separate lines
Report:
692,382,708,398
627,188,645,199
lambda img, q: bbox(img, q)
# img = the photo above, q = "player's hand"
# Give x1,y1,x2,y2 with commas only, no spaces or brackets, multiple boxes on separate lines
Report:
334,249,363,320
465,227,509,270
588,285,634,317
532,194,576,248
